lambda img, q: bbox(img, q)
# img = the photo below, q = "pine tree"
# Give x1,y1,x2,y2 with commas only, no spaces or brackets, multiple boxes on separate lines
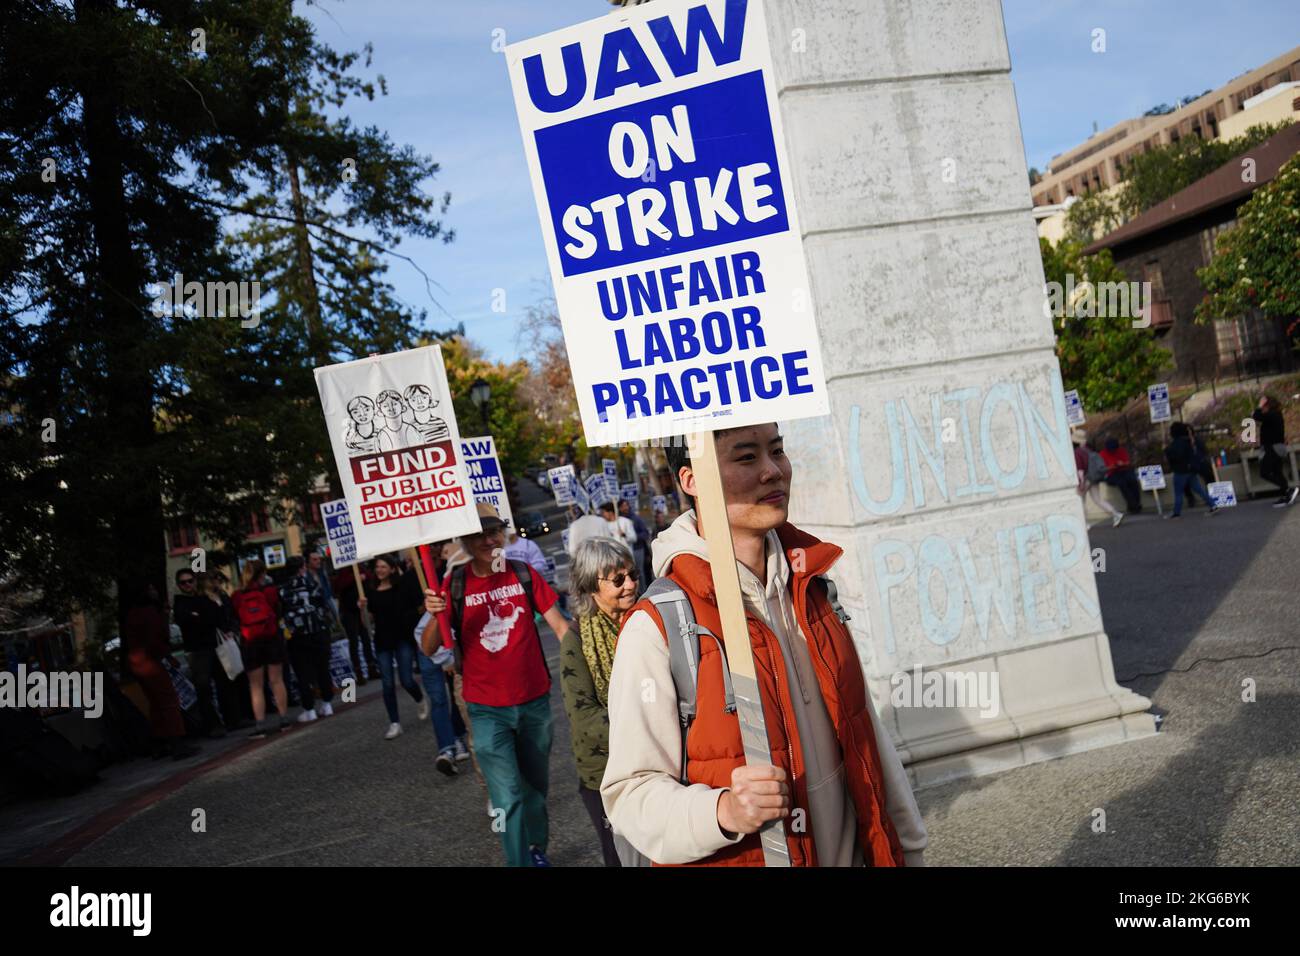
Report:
0,1,454,627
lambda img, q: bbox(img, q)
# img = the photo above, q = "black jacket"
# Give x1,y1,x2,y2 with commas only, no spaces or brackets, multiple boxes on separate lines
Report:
1252,407,1286,448
278,572,330,637
173,593,218,650
1164,436,1198,475
364,572,423,651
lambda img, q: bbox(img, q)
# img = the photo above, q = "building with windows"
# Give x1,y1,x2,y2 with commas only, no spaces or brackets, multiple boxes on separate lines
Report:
163,481,335,592
1031,46,1300,210
1083,124,1300,385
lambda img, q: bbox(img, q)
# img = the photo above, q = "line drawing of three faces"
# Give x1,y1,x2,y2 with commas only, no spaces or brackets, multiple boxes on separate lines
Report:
344,383,449,456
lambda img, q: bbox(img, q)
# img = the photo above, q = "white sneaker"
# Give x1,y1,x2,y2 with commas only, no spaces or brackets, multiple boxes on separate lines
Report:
317,702,334,717
384,722,402,740
1111,512,1125,527
453,738,470,762
418,696,429,721
297,708,317,723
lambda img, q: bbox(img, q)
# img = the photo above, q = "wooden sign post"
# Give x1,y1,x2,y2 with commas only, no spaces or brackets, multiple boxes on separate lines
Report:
688,431,790,867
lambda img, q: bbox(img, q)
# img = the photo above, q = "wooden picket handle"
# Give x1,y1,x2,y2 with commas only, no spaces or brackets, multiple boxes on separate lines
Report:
687,431,790,867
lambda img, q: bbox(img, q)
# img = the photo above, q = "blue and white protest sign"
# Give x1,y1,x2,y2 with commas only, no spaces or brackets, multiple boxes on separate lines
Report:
621,482,640,502
1148,383,1171,423
1207,481,1237,507
548,464,576,505
1137,465,1165,490
652,494,668,515
322,498,359,568
584,472,607,505
328,639,356,689
542,555,558,580
574,482,591,515
1064,389,1085,426
461,435,514,527
506,0,829,445
602,458,619,496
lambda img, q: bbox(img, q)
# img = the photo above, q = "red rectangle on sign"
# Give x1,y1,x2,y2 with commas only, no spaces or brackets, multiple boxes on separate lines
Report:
350,440,457,485
359,487,466,525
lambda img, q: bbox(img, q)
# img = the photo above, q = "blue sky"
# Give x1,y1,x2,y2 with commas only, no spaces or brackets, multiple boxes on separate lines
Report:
298,0,1299,362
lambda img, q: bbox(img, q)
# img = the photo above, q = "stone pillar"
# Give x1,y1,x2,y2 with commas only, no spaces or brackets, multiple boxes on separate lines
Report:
768,0,1157,786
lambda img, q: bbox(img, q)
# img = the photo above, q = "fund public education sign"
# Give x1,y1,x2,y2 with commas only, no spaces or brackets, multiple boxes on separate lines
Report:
314,345,480,557
506,0,829,444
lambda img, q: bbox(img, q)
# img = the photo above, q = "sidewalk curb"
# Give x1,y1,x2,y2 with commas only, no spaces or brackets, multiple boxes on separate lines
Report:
16,693,382,867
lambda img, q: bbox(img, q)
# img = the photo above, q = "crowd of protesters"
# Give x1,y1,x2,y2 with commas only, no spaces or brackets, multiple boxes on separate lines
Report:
118,439,932,868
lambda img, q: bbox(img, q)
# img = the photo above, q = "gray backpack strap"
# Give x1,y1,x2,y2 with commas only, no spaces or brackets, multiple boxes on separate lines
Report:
643,577,736,786
817,574,851,624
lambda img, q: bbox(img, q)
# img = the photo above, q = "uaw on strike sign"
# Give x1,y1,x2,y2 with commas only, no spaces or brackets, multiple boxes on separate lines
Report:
506,0,828,445
314,346,480,557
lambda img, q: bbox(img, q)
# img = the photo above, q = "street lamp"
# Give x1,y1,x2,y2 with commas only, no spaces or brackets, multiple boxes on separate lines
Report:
470,378,491,432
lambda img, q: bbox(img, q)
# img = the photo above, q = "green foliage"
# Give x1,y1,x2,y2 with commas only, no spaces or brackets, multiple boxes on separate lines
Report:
437,337,544,482
1063,190,1124,244
1195,154,1300,333
1041,238,1170,411
1118,122,1289,218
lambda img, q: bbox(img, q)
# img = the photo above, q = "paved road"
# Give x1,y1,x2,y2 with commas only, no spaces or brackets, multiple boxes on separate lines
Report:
917,499,1300,865
61,627,604,867
5,493,1296,866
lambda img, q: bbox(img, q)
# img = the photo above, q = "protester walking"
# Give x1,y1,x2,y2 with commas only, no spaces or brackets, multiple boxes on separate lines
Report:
1073,431,1123,527
618,499,654,590
566,503,617,557
601,424,928,867
562,538,640,867
1165,422,1220,518
1099,438,1143,514
334,565,379,684
124,582,199,760
204,571,254,727
358,554,426,740
414,605,470,776
232,560,290,738
280,555,336,723
423,502,571,867
1252,395,1298,507
172,568,237,737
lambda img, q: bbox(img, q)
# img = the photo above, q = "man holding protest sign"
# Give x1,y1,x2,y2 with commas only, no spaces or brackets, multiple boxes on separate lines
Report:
599,425,927,866
419,502,572,867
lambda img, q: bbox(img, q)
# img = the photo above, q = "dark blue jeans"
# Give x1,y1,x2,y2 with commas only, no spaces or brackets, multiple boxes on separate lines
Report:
1173,472,1210,516
416,652,465,751
375,641,422,724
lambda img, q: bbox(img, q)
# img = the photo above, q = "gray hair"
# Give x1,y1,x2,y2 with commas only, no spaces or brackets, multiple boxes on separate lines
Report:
569,537,635,619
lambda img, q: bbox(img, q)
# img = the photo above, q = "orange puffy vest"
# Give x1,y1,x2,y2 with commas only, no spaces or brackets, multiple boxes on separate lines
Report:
626,523,905,867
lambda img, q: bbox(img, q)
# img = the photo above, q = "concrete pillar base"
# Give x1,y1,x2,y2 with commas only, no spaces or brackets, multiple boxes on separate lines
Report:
903,710,1159,791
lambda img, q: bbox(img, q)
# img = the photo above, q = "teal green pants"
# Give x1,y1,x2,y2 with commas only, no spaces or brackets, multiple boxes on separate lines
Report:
468,694,553,867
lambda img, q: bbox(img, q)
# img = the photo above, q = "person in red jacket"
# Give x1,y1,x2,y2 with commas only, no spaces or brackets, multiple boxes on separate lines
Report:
600,425,928,867
231,560,289,738
123,582,198,760
1100,438,1143,514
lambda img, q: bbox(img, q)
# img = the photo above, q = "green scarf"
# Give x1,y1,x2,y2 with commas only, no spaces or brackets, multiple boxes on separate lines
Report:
579,609,621,708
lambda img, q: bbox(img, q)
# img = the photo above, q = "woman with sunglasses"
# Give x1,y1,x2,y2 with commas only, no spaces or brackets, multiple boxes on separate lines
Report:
561,538,640,866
